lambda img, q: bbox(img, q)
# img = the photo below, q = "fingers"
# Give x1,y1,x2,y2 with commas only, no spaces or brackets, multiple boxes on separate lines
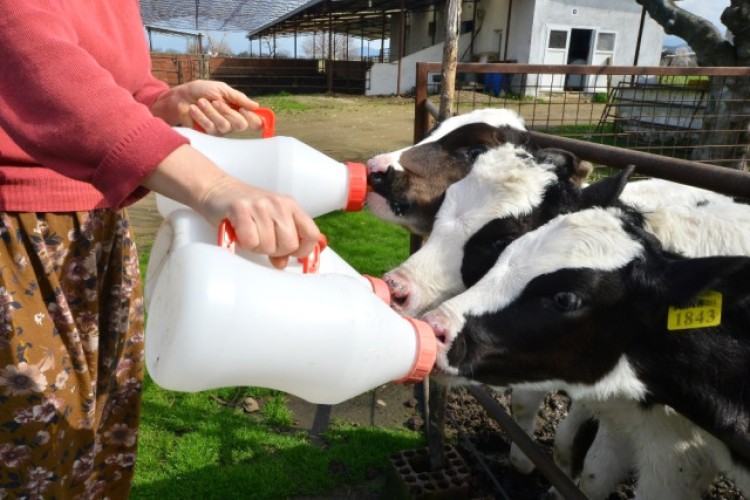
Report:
238,107,265,131
268,256,290,270
213,191,320,270
291,209,322,258
223,86,259,112
189,98,266,135
189,98,233,135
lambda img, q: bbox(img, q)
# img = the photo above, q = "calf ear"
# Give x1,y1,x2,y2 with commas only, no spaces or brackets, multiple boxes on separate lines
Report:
534,148,592,186
663,256,750,307
497,127,533,149
580,165,636,209
572,160,593,185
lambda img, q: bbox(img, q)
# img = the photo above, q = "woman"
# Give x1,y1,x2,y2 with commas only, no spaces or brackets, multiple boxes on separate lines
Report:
0,2,320,497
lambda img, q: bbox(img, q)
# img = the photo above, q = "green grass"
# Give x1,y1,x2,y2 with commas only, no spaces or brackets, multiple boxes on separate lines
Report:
591,92,608,104
316,209,411,276
134,207,418,498
256,92,313,113
133,373,423,498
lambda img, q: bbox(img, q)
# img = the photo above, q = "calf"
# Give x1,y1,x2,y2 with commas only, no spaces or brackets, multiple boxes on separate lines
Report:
423,206,750,498
365,108,592,236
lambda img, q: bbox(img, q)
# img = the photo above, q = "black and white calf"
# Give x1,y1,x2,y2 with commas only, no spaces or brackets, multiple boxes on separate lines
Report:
365,108,593,236
375,140,741,495
423,206,750,498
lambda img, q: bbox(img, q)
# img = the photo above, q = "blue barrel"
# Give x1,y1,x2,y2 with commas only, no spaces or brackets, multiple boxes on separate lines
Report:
484,73,505,96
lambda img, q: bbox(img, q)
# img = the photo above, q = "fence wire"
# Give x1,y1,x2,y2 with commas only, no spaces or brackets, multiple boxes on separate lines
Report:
417,63,750,170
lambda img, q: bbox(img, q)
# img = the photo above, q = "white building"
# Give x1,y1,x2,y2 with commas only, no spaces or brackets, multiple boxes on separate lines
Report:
367,0,664,95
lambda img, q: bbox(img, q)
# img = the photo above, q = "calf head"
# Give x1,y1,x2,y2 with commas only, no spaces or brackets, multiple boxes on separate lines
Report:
422,206,750,403
366,108,532,236
383,144,622,316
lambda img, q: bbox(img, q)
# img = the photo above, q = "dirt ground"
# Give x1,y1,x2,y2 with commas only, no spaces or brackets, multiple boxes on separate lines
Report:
129,95,743,499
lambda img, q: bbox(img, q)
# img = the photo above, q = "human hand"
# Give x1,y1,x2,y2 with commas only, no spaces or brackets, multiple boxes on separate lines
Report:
150,80,263,135
198,173,321,269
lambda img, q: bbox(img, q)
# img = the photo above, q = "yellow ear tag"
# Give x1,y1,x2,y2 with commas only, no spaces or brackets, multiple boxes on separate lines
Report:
667,291,722,331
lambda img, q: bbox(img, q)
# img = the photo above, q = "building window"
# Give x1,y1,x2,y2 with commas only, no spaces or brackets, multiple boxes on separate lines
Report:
548,30,568,49
597,32,616,52
461,20,474,34
428,21,436,38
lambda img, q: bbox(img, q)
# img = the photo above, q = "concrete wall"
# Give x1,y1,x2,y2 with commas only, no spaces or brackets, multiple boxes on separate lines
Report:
367,0,665,96
401,0,663,66
507,0,536,63
471,0,512,61
527,0,663,66
366,33,472,96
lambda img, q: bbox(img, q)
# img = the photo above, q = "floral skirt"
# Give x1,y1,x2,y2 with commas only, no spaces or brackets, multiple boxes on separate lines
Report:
0,210,144,499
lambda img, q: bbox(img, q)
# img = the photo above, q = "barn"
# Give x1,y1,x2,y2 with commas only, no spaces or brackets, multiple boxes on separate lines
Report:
141,0,664,96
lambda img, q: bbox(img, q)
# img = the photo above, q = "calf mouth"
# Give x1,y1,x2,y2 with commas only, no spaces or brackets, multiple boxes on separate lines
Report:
367,166,415,215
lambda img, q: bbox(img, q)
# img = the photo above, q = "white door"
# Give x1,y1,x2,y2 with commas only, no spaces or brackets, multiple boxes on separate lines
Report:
588,31,617,92
540,27,570,92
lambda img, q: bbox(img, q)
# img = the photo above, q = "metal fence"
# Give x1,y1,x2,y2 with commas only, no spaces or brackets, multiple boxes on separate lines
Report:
415,63,750,171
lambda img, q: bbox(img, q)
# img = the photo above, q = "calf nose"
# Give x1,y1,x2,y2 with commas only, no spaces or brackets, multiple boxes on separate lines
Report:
366,154,392,174
367,165,394,189
383,270,411,312
421,309,452,346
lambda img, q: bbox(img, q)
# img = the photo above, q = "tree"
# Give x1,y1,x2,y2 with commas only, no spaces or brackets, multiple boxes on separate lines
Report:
187,34,234,56
636,0,750,169
300,32,360,60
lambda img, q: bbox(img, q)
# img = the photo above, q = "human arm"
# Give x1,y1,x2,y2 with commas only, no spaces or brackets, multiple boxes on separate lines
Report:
0,1,187,208
142,145,321,268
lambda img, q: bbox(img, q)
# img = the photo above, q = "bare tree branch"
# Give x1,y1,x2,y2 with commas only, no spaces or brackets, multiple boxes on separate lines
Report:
636,0,735,65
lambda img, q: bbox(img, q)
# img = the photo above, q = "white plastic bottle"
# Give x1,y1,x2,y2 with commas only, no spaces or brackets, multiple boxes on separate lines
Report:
156,128,367,218
144,209,390,308
144,235,436,404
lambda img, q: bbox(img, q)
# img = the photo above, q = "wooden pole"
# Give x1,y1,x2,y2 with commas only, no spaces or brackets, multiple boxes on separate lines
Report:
397,0,406,95
425,0,462,472
439,0,461,119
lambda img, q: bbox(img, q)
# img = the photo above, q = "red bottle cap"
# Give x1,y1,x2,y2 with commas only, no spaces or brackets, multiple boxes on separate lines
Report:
394,317,437,384
362,275,391,305
344,162,367,211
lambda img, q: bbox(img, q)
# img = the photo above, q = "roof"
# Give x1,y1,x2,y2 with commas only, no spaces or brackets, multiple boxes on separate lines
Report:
140,0,441,40
140,0,316,32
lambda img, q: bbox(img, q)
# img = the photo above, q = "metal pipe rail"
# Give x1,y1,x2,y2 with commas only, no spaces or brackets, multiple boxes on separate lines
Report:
529,131,750,199
468,386,587,500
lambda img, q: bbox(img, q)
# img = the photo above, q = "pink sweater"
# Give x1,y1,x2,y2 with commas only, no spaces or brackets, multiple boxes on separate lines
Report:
0,1,189,211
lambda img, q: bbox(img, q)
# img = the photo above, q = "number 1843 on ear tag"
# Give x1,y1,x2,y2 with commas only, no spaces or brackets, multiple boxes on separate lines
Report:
667,291,722,331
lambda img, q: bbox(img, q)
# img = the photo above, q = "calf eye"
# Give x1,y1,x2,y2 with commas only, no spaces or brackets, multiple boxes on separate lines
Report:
457,145,488,162
552,292,584,312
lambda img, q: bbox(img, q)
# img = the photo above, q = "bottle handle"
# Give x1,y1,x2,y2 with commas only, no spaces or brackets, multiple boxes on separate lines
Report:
194,106,276,138
218,219,325,274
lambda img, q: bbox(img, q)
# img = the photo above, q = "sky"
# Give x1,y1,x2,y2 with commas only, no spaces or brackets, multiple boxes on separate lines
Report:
147,0,730,55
